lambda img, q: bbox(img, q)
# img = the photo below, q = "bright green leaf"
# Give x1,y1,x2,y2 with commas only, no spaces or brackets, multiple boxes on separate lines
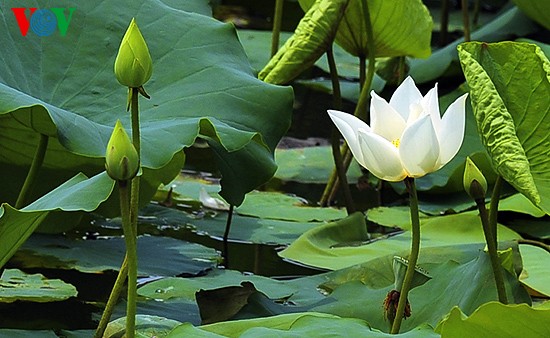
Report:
105,315,181,338
519,244,550,297
279,211,521,270
167,312,439,337
300,0,433,58
458,41,550,211
436,302,550,337
237,191,345,222
0,172,114,268
259,0,349,84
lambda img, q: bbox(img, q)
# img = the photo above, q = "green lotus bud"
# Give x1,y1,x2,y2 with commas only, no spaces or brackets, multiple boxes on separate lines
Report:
105,120,139,181
463,157,488,200
114,18,152,88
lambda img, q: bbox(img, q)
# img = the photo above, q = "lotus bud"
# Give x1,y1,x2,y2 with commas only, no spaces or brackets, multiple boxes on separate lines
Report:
105,120,139,181
463,157,488,200
114,18,152,88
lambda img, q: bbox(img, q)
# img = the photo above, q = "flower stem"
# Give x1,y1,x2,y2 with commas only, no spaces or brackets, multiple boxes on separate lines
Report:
15,134,49,209
475,196,508,304
391,177,421,334
327,46,354,213
126,87,142,338
130,87,141,238
222,204,235,268
94,256,128,338
483,175,508,303
119,180,137,338
320,0,376,206
271,0,284,57
488,175,502,247
440,0,450,46
461,0,471,42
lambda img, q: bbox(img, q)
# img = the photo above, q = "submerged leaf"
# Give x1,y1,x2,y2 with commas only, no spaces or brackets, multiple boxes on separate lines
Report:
0,268,77,303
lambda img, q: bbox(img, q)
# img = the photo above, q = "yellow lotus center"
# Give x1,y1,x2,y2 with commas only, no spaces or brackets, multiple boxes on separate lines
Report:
392,139,400,148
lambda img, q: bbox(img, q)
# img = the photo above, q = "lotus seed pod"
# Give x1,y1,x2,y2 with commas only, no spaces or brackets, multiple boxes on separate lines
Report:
114,18,152,88
105,120,139,181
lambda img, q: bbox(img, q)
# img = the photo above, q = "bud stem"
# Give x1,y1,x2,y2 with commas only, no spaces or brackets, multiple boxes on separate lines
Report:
479,175,508,304
16,134,49,209
391,177,421,334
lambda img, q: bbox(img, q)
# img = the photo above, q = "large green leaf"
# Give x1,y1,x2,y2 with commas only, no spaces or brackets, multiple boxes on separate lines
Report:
518,244,550,297
258,0,349,84
140,242,527,334
279,211,521,270
300,0,432,58
512,0,550,30
311,247,530,333
0,268,77,303
435,302,550,337
0,0,292,207
0,172,114,268
166,312,438,337
458,41,550,212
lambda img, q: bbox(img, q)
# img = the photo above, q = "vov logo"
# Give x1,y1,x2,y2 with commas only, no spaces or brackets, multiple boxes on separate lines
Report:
11,7,75,37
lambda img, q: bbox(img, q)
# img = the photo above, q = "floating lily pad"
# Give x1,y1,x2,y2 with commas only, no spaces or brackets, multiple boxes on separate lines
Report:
0,330,59,338
280,211,521,270
105,315,181,338
519,244,550,297
0,268,77,303
274,146,363,184
167,312,439,337
237,191,345,222
10,234,219,277
436,302,550,337
139,203,320,245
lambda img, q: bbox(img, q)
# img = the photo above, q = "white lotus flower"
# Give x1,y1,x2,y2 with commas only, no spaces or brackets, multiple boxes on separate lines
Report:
328,76,468,182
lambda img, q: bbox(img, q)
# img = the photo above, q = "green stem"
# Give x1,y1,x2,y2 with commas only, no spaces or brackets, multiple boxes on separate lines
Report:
440,0,450,46
130,87,141,237
473,0,480,26
127,87,141,338
271,0,284,57
118,181,137,338
327,46,354,214
391,177,421,334
94,256,129,338
489,176,502,248
518,239,550,253
15,134,49,209
461,0,471,42
475,197,508,304
222,205,235,268
320,0,376,206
